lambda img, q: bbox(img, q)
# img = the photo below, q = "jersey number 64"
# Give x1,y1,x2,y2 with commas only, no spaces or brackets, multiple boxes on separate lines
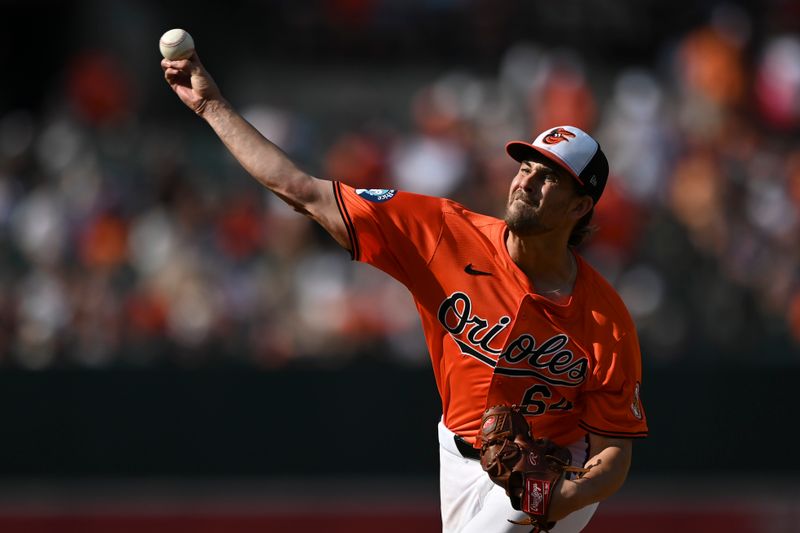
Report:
520,384,573,416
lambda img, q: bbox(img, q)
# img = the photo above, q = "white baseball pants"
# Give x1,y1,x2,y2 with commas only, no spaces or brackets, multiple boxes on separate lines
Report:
438,420,598,533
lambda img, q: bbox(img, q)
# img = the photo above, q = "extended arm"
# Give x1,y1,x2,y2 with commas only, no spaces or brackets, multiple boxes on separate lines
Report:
161,54,349,249
548,434,632,521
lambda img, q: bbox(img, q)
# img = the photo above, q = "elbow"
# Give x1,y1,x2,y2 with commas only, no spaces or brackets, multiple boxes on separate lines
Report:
582,439,633,502
597,446,632,501
275,170,319,211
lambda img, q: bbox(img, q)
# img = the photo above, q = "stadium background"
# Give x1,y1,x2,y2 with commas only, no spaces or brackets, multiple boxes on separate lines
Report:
1,0,799,531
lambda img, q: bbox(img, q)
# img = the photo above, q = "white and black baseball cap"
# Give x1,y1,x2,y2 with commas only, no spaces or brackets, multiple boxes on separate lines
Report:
506,125,609,204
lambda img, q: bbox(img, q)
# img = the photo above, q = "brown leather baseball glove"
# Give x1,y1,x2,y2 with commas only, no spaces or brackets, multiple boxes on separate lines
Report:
478,405,590,532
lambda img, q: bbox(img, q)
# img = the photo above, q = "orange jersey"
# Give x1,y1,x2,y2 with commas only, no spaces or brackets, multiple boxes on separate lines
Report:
333,183,648,446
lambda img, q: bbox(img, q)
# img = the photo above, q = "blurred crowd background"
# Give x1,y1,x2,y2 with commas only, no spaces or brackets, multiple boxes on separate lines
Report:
1,0,799,370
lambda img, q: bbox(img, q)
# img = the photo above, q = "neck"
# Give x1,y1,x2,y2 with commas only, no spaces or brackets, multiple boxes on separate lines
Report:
506,230,577,300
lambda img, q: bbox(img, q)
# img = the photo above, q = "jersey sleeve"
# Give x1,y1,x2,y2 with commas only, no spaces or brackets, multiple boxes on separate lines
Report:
578,328,649,439
332,182,445,288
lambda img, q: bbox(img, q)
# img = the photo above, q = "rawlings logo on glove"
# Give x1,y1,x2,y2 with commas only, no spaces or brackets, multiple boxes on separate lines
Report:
478,405,590,532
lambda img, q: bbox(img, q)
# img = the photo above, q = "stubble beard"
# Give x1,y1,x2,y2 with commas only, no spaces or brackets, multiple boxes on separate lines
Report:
504,196,551,236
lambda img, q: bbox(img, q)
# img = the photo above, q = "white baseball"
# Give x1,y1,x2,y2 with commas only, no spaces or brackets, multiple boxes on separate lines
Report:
159,29,195,60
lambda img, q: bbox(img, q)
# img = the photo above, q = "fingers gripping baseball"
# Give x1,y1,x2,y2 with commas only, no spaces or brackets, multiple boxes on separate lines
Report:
161,53,222,115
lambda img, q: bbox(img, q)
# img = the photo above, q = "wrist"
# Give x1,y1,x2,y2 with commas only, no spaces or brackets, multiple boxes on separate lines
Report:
196,97,227,118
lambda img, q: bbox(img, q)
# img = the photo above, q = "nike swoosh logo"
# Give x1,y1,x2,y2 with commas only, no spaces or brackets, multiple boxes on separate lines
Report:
464,263,492,276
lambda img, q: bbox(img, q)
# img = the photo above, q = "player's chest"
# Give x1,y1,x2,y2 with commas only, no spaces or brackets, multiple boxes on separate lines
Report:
423,235,591,382
436,286,590,387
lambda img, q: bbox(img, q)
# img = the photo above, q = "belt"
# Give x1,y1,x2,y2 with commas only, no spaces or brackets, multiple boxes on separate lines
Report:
454,435,480,460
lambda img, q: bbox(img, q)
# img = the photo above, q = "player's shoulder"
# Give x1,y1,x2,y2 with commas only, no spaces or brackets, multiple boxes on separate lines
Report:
440,197,504,228
343,186,446,219
343,184,504,235
395,191,494,229
438,199,506,247
577,256,637,333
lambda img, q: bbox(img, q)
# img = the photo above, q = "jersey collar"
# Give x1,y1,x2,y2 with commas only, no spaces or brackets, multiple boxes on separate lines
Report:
496,224,584,317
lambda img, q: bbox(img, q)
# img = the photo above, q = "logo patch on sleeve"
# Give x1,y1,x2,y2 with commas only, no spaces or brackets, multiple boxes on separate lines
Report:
356,189,397,202
631,382,643,420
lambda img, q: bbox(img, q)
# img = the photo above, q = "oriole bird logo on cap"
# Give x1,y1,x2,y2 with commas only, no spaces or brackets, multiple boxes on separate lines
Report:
542,128,576,145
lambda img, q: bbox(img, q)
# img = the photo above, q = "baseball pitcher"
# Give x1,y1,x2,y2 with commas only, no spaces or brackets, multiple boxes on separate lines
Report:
163,49,647,532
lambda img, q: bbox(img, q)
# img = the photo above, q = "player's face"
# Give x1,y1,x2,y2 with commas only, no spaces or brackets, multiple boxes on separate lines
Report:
504,160,580,237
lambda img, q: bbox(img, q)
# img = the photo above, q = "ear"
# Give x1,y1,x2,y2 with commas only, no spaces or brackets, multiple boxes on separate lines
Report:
570,195,594,221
